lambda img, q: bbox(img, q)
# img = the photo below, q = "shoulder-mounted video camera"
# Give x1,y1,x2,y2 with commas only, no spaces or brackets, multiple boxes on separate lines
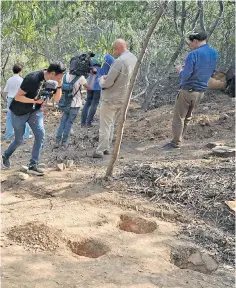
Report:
35,80,58,101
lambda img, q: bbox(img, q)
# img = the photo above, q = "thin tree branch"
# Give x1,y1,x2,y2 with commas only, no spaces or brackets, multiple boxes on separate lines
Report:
198,0,206,33
207,1,224,41
173,1,182,37
180,1,186,36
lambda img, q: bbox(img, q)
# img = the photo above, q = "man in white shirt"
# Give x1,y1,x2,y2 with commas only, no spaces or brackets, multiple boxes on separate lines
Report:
55,68,97,148
2,64,30,141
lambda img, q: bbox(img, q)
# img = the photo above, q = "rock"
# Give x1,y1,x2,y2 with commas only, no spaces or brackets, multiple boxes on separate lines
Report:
187,251,218,274
20,166,28,172
212,146,235,158
64,160,74,168
201,253,219,272
70,129,74,136
18,173,29,180
199,120,211,127
1,175,7,182
205,142,222,149
171,246,218,274
219,113,230,121
38,163,47,169
56,163,66,171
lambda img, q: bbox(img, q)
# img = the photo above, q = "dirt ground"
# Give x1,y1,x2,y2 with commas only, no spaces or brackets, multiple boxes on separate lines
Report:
1,92,235,288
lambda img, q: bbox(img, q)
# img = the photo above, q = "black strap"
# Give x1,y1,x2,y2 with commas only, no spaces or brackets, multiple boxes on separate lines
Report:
65,75,81,97
72,76,81,97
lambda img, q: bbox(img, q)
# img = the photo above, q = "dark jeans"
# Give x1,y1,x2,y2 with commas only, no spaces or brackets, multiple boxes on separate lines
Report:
81,90,101,125
4,110,45,165
56,107,80,143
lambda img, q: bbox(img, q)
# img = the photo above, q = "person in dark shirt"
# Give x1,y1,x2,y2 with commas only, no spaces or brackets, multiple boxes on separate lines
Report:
2,62,66,175
163,31,218,149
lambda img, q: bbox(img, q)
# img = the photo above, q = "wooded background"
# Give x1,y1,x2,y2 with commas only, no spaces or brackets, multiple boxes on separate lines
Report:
1,0,235,109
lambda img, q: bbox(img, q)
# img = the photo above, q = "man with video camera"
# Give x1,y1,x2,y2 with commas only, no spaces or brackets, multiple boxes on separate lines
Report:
2,62,66,176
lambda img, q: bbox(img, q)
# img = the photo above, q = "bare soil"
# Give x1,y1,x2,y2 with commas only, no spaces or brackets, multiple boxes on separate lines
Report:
1,92,235,288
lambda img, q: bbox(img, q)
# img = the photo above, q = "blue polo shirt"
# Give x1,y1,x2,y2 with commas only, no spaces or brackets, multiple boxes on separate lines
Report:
180,44,218,92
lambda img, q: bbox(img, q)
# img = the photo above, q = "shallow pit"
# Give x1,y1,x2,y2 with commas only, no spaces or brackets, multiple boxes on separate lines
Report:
118,214,158,234
67,238,109,258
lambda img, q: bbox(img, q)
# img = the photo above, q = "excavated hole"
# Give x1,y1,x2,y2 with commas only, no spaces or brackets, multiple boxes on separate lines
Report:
67,239,109,258
171,246,218,274
118,214,158,234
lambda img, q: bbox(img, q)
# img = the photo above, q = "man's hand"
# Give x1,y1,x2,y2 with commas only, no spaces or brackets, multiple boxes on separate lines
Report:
57,79,63,87
176,65,184,73
34,98,44,104
91,68,97,75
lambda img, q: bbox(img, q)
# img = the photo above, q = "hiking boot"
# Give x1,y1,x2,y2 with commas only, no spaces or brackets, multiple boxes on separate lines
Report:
104,150,110,155
2,155,10,169
27,164,44,176
92,151,103,159
161,142,180,150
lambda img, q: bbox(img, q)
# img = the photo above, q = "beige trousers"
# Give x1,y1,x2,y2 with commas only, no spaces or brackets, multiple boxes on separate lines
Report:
96,102,121,154
172,89,204,147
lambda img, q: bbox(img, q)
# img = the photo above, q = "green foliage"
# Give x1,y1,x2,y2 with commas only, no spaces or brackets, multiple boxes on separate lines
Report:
1,0,235,86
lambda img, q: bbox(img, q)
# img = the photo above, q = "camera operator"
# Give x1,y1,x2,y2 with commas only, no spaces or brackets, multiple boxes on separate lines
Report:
2,62,66,175
55,67,97,148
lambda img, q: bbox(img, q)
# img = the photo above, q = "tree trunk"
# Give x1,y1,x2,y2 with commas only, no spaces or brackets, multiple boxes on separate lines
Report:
105,1,169,178
1,47,12,82
142,37,185,111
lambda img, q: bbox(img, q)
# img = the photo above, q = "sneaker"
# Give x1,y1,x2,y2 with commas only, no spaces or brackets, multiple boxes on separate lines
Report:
54,139,61,149
2,155,10,169
104,150,110,155
62,142,69,149
92,151,103,158
161,142,180,150
27,164,44,176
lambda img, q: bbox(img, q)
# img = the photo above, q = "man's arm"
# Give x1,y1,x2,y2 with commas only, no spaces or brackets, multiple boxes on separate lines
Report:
179,53,195,81
2,80,9,98
14,88,43,104
100,60,122,89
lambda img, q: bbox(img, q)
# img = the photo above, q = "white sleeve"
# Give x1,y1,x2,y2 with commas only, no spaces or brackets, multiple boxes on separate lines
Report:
79,76,87,86
3,80,9,92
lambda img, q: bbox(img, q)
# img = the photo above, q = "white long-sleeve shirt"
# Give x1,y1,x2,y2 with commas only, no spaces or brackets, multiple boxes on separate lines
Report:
3,74,23,98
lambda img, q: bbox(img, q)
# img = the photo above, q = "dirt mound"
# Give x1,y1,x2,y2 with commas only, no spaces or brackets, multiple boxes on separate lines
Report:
171,245,219,274
119,214,158,234
7,221,64,251
124,93,234,143
67,238,109,258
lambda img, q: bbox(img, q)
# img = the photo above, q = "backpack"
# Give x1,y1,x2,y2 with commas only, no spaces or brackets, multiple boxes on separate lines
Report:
58,74,80,113
69,53,92,77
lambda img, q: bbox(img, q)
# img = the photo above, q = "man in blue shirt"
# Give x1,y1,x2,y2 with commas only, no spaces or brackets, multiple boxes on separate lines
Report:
163,31,218,149
81,54,115,127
